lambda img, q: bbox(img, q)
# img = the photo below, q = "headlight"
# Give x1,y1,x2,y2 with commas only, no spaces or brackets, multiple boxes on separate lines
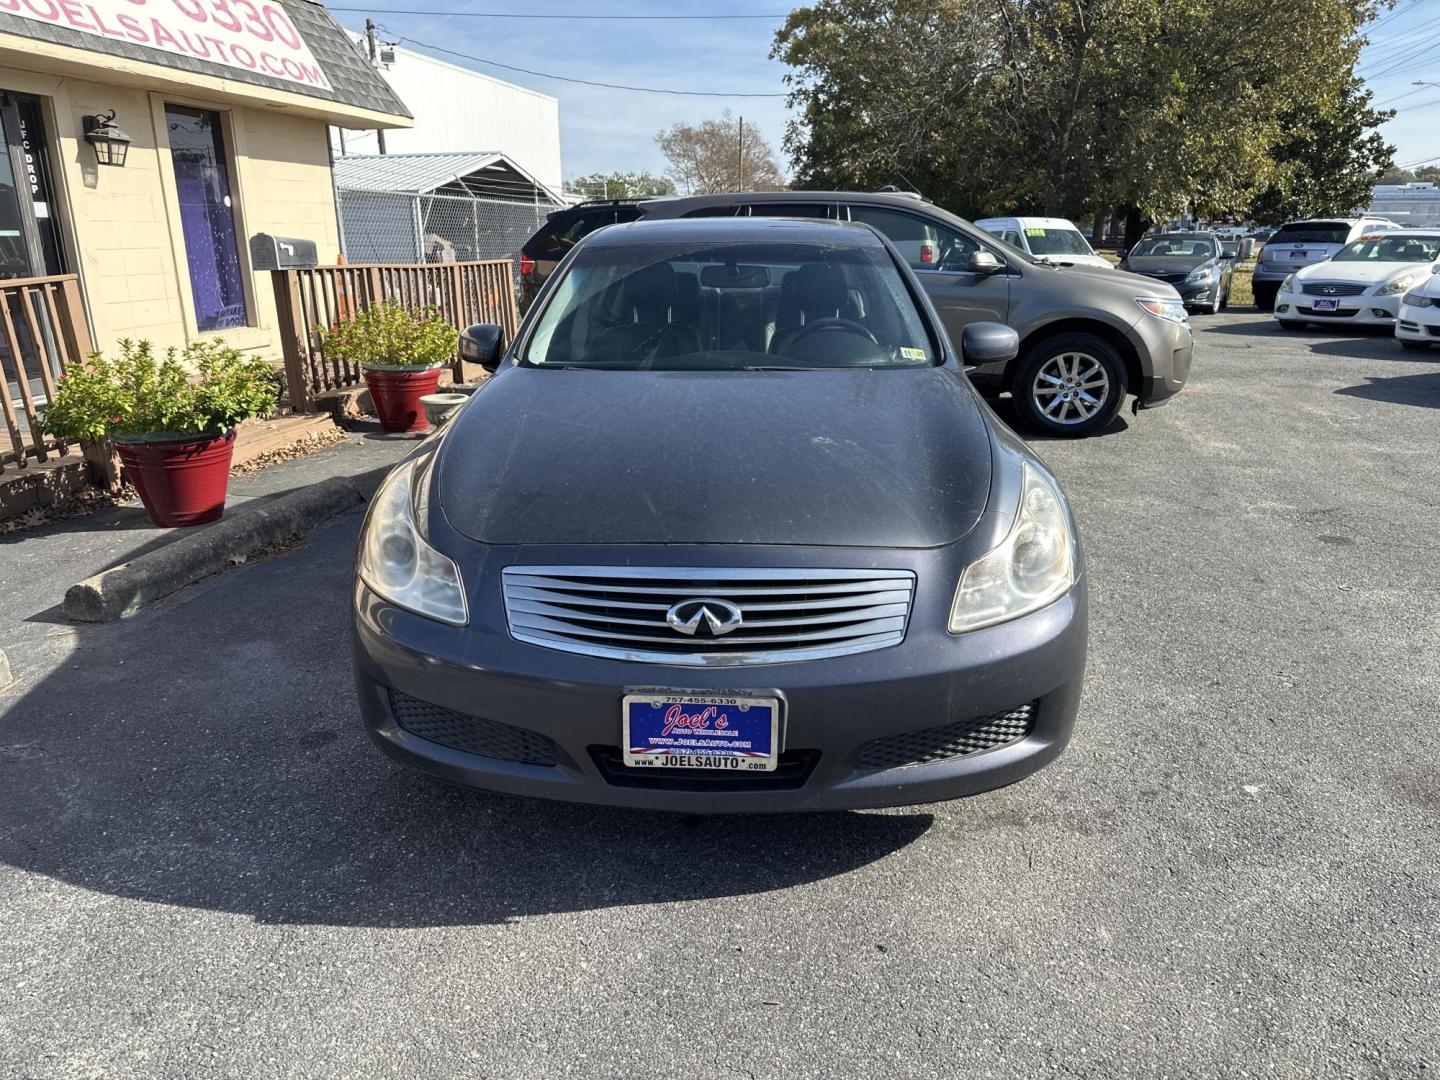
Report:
1280,274,1295,293
1135,296,1189,325
1377,274,1421,296
1186,264,1214,282
359,456,468,625
949,464,1077,633
1403,292,1434,308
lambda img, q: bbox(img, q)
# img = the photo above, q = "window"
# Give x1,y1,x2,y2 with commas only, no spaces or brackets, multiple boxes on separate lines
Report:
1268,222,1351,246
524,241,937,370
746,203,837,220
847,205,980,272
0,91,64,279
166,106,248,332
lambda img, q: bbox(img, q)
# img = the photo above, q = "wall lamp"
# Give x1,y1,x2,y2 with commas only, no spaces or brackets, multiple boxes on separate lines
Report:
83,110,132,167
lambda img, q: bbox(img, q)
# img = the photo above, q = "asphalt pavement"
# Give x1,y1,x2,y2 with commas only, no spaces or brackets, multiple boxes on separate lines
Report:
1,311,1437,1078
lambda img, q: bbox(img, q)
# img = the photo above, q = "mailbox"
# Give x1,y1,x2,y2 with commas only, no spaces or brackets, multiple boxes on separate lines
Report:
249,233,319,271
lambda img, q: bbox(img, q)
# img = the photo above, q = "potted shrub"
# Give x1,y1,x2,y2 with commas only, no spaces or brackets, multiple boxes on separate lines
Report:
320,301,458,433
41,339,277,528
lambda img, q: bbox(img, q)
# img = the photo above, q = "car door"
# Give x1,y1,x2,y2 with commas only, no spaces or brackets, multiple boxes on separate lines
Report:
845,204,1011,344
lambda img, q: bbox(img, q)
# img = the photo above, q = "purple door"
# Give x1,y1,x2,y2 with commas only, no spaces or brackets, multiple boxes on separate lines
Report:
166,106,247,332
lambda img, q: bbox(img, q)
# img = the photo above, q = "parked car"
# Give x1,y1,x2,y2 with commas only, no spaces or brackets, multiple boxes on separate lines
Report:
518,199,644,307
973,216,1114,270
1117,232,1235,314
1396,268,1440,350
354,217,1088,811
1250,217,1400,311
1274,230,1440,330
634,191,1192,437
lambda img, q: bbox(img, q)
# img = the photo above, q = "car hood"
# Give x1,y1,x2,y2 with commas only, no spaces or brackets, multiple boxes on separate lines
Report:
436,366,993,548
1124,256,1207,275
1295,260,1433,285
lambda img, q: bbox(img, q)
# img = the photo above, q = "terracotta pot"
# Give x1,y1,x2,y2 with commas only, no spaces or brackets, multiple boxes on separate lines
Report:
364,367,443,433
114,431,236,528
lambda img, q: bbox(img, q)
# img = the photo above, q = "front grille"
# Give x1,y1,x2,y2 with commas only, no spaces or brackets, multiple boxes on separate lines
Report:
1306,307,1359,318
855,703,1037,771
388,690,560,766
1140,271,1190,284
590,746,818,791
1302,283,1367,297
501,566,916,666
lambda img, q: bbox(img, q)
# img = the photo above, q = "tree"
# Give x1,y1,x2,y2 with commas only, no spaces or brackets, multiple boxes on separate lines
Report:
772,0,1388,243
1246,76,1395,222
655,111,787,195
568,171,675,200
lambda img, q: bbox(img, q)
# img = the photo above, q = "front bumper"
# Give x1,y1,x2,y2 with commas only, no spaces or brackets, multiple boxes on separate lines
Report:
1275,290,1400,326
1130,311,1192,407
1172,277,1219,306
1396,304,1440,343
353,569,1088,813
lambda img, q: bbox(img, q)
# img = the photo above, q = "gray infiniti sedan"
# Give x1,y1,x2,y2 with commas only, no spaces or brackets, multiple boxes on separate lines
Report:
352,217,1088,811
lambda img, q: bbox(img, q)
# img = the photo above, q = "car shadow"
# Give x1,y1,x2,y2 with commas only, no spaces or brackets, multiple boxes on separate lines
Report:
0,516,933,928
988,397,1131,441
1334,372,1440,410
1306,338,1437,362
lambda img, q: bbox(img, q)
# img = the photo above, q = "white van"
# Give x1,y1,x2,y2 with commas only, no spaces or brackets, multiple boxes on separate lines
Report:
973,216,1113,269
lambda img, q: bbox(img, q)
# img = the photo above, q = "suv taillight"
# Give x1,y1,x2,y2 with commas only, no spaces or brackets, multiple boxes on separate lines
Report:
919,242,937,265
519,253,535,277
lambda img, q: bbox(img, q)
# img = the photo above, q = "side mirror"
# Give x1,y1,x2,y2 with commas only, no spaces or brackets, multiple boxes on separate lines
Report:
1116,248,1128,259
960,321,1019,367
459,322,505,373
966,249,1004,274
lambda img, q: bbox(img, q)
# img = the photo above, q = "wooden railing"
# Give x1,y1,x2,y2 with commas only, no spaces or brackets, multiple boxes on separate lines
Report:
0,273,93,472
271,261,520,412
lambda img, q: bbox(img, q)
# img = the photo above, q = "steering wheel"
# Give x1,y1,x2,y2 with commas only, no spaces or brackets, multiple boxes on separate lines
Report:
789,318,879,347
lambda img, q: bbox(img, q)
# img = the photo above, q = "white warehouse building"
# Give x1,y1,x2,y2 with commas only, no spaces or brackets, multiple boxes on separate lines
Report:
331,38,563,196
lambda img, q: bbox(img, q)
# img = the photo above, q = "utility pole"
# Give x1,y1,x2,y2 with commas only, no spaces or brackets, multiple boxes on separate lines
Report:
736,116,744,192
366,18,387,155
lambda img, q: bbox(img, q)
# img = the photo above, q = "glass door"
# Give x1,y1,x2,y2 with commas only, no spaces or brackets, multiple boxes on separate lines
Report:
166,105,248,332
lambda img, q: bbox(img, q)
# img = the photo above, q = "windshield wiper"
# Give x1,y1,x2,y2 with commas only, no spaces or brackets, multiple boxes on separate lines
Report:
741,364,820,371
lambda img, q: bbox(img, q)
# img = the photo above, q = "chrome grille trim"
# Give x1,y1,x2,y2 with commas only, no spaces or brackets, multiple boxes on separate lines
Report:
501,566,916,666
1302,282,1367,297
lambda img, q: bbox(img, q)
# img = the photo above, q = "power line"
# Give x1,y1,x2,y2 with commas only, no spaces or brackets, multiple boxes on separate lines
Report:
380,31,786,97
334,6,786,18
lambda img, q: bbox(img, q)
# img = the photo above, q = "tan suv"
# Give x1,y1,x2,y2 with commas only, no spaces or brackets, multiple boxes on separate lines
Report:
636,191,1193,436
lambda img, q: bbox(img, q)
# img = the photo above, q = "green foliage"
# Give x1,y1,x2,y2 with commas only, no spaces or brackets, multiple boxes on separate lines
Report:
772,0,1390,228
40,339,277,442
318,301,457,371
570,171,676,199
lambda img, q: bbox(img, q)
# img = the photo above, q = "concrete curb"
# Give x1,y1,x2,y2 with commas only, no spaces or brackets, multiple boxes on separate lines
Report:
64,464,392,624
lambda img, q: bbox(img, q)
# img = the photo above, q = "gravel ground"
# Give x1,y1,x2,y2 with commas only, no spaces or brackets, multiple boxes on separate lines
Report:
1,311,1437,1079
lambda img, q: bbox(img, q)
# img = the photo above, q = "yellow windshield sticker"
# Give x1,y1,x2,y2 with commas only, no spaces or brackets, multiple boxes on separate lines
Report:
900,347,927,360
1025,227,1046,237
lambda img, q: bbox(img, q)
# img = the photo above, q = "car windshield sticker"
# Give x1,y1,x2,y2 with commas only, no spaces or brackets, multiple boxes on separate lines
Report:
900,347,927,360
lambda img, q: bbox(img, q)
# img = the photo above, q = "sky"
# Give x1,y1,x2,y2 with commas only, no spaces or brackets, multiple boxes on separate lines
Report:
335,1,1438,189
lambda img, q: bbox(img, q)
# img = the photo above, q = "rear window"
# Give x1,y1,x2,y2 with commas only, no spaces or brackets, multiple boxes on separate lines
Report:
1268,222,1350,246
529,207,640,255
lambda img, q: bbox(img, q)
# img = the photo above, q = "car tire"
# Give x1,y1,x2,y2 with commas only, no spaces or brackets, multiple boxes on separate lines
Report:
1208,290,1222,315
1399,340,1431,351
1254,288,1277,312
1012,334,1127,438
1277,319,1306,331
1219,285,1230,311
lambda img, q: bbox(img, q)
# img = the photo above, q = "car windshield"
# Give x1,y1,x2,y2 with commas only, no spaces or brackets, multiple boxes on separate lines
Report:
1331,235,1440,262
1268,222,1351,245
1024,227,1093,257
1129,236,1215,258
522,241,938,370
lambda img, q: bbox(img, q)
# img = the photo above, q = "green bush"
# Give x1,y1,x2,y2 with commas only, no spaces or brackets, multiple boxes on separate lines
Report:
319,300,457,371
41,339,278,442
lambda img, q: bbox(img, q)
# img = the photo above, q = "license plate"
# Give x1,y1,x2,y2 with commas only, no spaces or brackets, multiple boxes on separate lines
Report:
1290,249,1307,260
1312,298,1339,312
623,692,780,772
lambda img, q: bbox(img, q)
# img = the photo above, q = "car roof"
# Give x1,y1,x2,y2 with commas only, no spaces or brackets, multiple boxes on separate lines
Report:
637,189,933,212
584,215,885,248
1140,232,1216,240
975,216,1079,230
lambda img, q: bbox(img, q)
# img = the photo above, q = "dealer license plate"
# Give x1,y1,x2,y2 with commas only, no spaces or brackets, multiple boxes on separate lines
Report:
1312,298,1339,312
622,692,780,772
1290,249,1307,260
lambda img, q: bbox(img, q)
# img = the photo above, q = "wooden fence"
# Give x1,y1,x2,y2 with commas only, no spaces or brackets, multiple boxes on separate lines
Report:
0,273,93,473
271,260,520,412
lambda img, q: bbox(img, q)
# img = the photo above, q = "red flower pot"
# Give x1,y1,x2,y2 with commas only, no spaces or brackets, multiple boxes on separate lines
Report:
364,367,443,433
115,431,236,528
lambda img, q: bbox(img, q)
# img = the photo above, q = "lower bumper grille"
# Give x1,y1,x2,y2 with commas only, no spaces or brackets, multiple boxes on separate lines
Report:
388,690,561,766
1305,307,1359,318
855,702,1037,771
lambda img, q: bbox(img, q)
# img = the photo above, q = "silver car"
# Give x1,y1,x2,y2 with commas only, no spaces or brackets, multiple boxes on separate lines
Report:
637,191,1193,437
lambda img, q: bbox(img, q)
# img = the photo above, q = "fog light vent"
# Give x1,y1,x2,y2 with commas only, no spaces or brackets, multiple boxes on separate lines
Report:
855,702,1037,771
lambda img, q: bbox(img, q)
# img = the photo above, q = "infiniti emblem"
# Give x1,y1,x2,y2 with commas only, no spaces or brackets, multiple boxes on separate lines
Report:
1322,287,1337,295
666,598,743,637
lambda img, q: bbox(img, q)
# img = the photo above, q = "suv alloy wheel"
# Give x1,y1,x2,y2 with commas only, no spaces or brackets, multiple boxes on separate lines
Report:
1013,333,1127,436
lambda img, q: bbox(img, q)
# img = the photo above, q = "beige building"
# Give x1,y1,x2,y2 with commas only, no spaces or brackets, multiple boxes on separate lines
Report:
0,0,410,359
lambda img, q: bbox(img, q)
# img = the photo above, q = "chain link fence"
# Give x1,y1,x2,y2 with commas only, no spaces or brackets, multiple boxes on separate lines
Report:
336,190,561,280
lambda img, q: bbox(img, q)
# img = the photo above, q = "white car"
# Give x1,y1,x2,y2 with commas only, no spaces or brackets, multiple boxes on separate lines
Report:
1273,231,1440,330
1396,269,1440,351
974,216,1114,270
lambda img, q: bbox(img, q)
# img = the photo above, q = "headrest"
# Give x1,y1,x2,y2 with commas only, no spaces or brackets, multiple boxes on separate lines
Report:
621,262,678,318
794,263,849,317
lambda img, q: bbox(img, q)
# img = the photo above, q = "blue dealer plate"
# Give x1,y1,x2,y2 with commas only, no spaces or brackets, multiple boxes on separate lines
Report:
1312,298,1339,312
622,692,780,772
